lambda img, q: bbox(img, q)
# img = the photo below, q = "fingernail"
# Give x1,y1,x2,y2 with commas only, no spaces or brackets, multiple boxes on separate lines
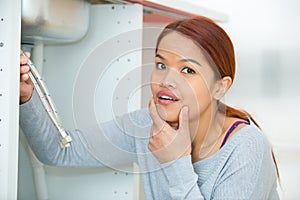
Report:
21,66,28,72
149,98,154,108
151,98,155,105
183,107,188,114
21,66,25,72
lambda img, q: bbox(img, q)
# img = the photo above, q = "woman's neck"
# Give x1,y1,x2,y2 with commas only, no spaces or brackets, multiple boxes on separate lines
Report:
190,108,227,163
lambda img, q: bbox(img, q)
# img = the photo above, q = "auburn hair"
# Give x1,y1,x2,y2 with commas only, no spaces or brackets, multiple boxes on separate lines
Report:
156,16,279,178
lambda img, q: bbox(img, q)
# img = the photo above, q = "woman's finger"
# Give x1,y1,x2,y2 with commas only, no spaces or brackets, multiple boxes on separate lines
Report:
20,65,29,74
179,106,189,132
20,73,29,82
24,51,31,58
149,98,166,135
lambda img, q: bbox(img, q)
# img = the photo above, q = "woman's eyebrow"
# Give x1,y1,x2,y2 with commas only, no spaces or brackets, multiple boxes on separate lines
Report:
155,54,165,60
155,54,202,67
179,58,202,67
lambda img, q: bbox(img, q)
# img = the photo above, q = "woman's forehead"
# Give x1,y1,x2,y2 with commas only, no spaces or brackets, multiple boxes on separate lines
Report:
157,32,206,62
157,31,202,57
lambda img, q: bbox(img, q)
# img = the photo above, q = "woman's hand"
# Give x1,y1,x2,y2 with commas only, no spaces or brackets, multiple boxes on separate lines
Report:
148,98,192,164
20,50,34,104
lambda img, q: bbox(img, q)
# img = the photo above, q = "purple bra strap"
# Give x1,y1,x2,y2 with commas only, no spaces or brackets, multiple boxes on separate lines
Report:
220,121,250,148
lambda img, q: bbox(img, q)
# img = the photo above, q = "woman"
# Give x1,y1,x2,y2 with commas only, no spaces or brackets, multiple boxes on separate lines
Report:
20,16,279,199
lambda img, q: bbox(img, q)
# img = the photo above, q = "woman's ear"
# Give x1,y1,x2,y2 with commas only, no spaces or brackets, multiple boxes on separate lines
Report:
213,76,232,100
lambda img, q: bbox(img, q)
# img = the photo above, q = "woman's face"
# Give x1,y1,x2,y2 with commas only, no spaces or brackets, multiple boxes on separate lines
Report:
151,31,219,124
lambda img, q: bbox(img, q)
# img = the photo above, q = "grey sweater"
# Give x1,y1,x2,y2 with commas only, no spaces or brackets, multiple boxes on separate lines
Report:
20,91,279,200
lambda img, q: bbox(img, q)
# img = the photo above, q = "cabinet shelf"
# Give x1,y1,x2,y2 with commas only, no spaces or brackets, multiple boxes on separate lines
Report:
91,0,228,23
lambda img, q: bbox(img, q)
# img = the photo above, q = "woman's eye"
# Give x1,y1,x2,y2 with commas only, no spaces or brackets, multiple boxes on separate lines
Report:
156,63,166,70
182,67,195,74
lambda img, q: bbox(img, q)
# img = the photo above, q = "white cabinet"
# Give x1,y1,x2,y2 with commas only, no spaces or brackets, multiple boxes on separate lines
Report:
0,1,21,199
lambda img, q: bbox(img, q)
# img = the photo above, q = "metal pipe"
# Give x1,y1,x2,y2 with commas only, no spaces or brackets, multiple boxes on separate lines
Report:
22,52,72,148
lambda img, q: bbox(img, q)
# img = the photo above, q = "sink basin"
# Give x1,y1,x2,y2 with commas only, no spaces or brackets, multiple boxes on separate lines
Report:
21,0,90,44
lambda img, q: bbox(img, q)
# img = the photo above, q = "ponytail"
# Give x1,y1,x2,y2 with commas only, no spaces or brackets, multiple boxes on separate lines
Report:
218,102,260,128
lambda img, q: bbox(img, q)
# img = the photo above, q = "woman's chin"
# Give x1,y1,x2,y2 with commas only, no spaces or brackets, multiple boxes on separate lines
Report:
165,113,179,123
156,107,180,123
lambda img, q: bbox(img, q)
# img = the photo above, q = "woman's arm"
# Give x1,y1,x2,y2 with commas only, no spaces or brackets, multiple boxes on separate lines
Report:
20,89,137,168
161,155,204,200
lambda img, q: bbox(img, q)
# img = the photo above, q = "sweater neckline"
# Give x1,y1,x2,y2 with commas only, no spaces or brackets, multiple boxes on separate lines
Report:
192,123,253,168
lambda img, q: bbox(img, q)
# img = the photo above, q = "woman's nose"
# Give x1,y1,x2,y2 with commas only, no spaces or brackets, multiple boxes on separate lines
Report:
160,68,178,88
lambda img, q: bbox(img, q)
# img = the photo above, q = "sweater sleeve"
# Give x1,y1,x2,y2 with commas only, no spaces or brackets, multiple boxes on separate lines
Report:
161,155,204,200
20,90,137,168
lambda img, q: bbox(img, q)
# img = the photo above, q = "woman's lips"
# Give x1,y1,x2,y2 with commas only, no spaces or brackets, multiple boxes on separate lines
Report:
157,90,179,105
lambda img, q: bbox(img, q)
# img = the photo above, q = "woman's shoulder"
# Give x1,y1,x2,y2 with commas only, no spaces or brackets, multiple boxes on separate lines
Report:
224,122,272,157
234,122,266,142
